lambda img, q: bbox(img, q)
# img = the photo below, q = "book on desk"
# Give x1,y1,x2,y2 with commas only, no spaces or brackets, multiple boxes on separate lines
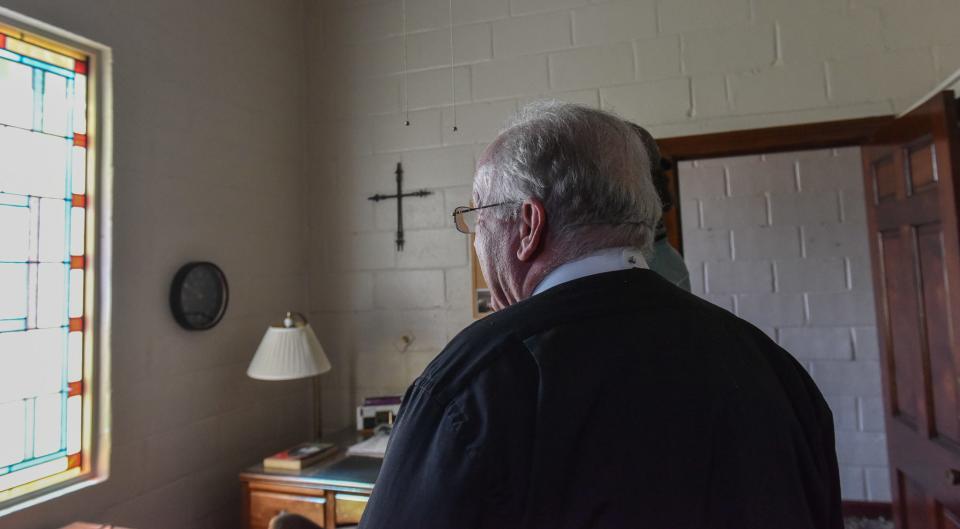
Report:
263,441,337,470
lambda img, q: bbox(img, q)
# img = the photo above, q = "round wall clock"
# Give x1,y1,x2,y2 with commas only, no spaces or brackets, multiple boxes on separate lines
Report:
169,262,229,330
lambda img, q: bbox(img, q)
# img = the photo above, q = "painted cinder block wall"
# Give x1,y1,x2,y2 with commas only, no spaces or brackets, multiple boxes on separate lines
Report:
304,0,960,504
680,147,887,501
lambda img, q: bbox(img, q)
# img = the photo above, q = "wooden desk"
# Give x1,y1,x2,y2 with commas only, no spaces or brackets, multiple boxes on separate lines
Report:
240,431,382,529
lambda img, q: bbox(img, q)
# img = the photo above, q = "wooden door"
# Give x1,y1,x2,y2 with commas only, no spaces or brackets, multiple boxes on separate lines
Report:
861,91,960,527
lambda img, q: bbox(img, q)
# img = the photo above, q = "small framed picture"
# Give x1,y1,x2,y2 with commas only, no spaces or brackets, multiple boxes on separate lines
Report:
476,289,492,316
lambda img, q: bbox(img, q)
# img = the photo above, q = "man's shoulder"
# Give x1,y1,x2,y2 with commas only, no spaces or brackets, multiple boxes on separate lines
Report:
414,269,717,401
414,304,533,406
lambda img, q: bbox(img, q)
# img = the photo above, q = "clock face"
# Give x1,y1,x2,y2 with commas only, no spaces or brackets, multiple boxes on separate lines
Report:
170,262,228,330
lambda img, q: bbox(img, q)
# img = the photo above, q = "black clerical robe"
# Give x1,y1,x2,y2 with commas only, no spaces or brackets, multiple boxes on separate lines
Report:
360,268,843,529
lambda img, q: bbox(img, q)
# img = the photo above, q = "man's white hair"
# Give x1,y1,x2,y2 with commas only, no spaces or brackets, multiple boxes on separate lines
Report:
476,100,662,258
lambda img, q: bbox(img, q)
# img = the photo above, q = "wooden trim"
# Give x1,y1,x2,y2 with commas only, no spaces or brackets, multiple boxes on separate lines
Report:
658,116,894,162
842,500,893,519
246,481,329,497
655,115,895,258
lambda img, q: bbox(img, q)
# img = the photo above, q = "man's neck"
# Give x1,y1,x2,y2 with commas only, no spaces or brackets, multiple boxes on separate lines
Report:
520,262,557,302
524,246,648,299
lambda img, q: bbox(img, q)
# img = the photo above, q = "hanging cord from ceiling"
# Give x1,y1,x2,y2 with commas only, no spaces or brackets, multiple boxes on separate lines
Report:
401,0,410,126
449,0,458,132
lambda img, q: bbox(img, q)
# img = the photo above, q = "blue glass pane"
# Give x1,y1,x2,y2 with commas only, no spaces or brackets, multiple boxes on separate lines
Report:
0,400,25,467
21,57,73,79
38,198,68,262
0,127,70,198
0,264,27,320
0,57,33,128
36,263,67,328
0,328,64,403
0,319,26,333
0,204,29,261
0,193,29,207
42,72,68,136
33,393,62,457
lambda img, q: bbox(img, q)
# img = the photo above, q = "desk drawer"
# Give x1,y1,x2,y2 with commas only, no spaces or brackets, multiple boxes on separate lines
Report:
250,491,326,529
335,493,369,525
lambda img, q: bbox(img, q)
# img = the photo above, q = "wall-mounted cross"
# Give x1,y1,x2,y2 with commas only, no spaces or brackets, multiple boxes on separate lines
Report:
368,162,433,251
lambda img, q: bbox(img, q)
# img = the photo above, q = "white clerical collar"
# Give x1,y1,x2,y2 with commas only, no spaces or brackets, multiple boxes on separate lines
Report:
531,247,648,297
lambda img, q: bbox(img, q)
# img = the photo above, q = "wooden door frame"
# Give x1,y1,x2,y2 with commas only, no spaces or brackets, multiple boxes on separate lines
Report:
656,116,894,256
657,115,895,520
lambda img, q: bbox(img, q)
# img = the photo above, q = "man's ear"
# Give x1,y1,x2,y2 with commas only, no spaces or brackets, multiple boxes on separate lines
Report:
517,198,546,262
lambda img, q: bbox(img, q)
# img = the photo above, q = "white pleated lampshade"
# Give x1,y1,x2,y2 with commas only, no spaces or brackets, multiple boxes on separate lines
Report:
247,320,332,380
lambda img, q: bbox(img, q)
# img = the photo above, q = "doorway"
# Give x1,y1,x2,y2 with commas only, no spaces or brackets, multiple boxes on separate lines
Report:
661,87,960,526
659,116,895,516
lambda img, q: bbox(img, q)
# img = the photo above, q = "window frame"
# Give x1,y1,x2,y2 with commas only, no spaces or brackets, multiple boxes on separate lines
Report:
0,7,112,516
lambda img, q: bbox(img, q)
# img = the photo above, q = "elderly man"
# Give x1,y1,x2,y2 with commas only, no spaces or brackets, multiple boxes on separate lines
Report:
360,102,842,529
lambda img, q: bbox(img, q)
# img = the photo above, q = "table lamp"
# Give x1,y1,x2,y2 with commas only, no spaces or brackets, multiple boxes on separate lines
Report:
248,312,331,438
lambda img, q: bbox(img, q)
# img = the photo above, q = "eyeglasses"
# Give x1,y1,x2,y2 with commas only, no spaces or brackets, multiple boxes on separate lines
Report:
452,203,515,234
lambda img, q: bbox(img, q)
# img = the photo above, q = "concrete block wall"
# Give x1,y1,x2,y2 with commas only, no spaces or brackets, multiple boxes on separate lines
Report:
679,146,889,501
301,0,960,503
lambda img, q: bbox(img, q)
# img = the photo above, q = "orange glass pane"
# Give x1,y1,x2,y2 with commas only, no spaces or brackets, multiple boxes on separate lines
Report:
67,453,81,469
67,381,82,397
74,60,87,74
0,22,21,39
0,34,5,49
69,317,83,332
70,256,84,269
72,133,87,148
71,194,85,208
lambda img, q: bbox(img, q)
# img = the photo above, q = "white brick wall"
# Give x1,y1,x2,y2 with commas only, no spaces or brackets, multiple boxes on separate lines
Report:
683,23,776,75
493,11,571,57
301,0,960,509
680,147,888,501
635,35,682,81
472,54,550,100
572,1,657,47
550,43,636,91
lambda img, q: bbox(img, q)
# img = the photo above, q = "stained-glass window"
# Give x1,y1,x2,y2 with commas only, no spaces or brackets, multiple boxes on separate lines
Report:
0,21,89,500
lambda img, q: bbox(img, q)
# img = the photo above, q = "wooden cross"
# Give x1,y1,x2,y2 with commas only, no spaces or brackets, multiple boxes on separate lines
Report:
368,162,433,251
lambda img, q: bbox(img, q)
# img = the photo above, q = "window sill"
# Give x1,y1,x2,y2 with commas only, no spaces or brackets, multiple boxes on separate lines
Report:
0,471,107,518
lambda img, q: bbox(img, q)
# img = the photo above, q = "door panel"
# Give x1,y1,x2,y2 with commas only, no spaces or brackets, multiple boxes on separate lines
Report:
909,141,938,193
918,223,960,444
876,155,899,203
879,228,925,429
899,471,933,529
862,91,960,528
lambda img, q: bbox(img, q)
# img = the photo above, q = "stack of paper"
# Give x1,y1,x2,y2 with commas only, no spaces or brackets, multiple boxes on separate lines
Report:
346,433,390,458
